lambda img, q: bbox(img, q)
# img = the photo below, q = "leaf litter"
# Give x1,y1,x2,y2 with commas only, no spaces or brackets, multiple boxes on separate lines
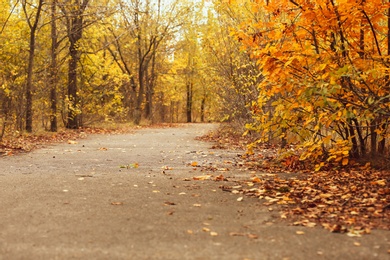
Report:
195,128,390,235
0,126,134,156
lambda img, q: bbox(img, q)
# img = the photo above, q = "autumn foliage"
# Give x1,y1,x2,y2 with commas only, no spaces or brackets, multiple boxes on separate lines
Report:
226,0,390,168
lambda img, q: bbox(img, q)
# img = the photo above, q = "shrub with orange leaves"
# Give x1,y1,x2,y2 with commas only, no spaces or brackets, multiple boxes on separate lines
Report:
221,0,390,168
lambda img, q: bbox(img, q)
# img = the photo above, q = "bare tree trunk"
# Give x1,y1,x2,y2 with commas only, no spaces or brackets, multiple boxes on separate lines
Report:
200,96,205,122
145,50,156,121
23,0,44,133
186,82,192,123
61,0,90,129
145,0,160,122
67,41,80,129
134,3,143,125
50,0,58,132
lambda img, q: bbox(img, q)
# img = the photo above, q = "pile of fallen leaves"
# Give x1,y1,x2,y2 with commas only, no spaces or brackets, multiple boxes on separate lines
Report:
0,126,134,156
196,123,252,150
199,125,390,235
0,130,85,155
220,169,390,235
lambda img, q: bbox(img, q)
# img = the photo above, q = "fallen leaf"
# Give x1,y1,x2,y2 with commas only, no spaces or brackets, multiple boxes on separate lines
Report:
193,203,202,207
193,175,211,181
214,174,226,181
374,179,386,186
217,168,229,171
252,176,262,183
347,229,363,237
191,161,198,167
296,231,305,235
210,232,218,236
68,140,78,144
202,227,210,232
164,201,176,206
119,163,139,169
304,222,317,228
229,232,246,237
247,233,258,239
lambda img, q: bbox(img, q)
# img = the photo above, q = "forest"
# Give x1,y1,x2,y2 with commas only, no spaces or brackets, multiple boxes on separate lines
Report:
1,0,390,167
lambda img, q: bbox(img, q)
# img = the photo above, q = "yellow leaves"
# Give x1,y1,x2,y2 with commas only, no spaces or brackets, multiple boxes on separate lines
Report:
315,162,325,172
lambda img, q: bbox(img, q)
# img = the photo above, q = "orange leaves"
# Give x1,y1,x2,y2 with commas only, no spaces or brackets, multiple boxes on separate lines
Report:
222,169,390,233
229,0,390,166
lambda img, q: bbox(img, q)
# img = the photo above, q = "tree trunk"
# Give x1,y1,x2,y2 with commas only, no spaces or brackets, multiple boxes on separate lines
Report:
186,82,192,123
67,42,80,129
50,0,58,132
348,121,360,158
61,0,90,129
145,49,157,121
25,37,34,133
134,5,143,125
66,11,84,128
200,96,205,122
24,0,44,133
134,64,144,125
370,119,377,156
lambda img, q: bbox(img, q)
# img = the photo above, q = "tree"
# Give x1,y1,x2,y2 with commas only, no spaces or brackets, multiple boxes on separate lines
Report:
59,0,90,129
225,0,390,167
204,1,261,126
22,0,44,133
49,0,58,132
107,0,187,124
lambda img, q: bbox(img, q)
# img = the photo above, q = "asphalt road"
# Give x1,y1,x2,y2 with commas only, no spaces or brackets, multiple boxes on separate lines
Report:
0,123,389,260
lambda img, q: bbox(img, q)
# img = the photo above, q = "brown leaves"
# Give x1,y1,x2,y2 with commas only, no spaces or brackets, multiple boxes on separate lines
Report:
222,170,390,234
229,232,258,239
0,126,135,156
192,174,228,182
